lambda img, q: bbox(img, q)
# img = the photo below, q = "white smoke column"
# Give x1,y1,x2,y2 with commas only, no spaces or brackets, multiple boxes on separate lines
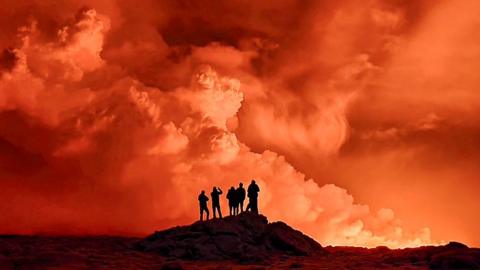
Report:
123,62,432,247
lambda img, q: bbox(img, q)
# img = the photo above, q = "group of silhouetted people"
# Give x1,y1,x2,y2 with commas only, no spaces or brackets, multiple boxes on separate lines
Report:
198,180,260,221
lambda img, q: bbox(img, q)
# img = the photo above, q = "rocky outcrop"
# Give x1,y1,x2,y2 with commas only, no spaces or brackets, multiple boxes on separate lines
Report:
429,242,479,270
136,212,323,262
325,241,480,270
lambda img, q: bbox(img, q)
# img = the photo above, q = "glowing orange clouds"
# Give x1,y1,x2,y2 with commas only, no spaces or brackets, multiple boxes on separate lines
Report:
0,0,479,248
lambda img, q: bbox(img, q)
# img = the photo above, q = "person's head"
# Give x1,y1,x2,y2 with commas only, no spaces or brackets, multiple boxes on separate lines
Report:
212,186,216,191
231,186,235,190
201,190,205,195
251,179,256,184
239,182,243,187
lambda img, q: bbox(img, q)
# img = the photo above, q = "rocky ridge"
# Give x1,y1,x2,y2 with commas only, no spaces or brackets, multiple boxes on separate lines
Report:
136,212,323,262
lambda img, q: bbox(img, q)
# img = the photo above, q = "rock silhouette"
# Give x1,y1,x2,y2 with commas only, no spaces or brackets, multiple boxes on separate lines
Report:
0,234,479,269
324,241,480,270
136,212,323,262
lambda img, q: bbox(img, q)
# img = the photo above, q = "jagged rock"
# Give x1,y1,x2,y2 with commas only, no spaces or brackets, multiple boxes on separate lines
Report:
444,241,469,249
264,222,321,255
429,242,479,270
136,212,323,262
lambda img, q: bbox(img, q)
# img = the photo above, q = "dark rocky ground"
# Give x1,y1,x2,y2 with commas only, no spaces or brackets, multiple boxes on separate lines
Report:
137,213,323,262
0,213,479,269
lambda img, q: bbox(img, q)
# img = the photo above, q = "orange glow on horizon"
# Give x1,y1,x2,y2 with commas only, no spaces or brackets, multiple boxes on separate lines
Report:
0,0,479,248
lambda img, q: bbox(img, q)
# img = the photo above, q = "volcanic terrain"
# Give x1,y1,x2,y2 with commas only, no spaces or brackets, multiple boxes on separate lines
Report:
0,213,479,269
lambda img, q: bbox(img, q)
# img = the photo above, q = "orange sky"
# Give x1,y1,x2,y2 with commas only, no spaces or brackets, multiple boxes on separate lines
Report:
0,0,479,248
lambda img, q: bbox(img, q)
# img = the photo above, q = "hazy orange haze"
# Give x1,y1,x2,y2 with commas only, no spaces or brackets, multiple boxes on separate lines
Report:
0,0,479,247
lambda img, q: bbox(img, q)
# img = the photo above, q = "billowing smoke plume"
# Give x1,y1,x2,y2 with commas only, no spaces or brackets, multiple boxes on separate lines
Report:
2,0,480,247
0,6,427,247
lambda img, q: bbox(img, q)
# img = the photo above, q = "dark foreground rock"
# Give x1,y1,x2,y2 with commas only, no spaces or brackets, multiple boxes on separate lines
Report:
136,212,324,262
325,241,480,270
0,234,479,269
429,242,479,270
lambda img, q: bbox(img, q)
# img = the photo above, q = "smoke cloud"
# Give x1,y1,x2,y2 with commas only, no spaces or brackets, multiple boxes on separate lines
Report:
1,0,479,247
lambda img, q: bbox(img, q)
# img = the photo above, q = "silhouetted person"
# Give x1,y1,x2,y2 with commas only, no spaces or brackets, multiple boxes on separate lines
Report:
234,198,239,216
198,190,209,221
236,182,246,213
247,180,260,214
211,186,223,218
226,186,237,216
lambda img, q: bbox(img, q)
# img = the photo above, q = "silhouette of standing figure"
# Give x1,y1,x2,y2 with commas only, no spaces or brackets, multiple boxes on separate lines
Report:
247,180,260,214
236,182,246,213
226,186,237,216
211,186,223,218
198,190,209,221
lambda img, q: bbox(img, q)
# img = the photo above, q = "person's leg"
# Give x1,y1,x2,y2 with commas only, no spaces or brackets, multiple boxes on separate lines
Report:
240,201,244,212
201,207,207,221
206,207,210,220
218,206,222,218
252,199,258,214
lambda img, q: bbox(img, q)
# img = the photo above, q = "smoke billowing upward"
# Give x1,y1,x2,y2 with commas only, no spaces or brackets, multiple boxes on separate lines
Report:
1,0,479,247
